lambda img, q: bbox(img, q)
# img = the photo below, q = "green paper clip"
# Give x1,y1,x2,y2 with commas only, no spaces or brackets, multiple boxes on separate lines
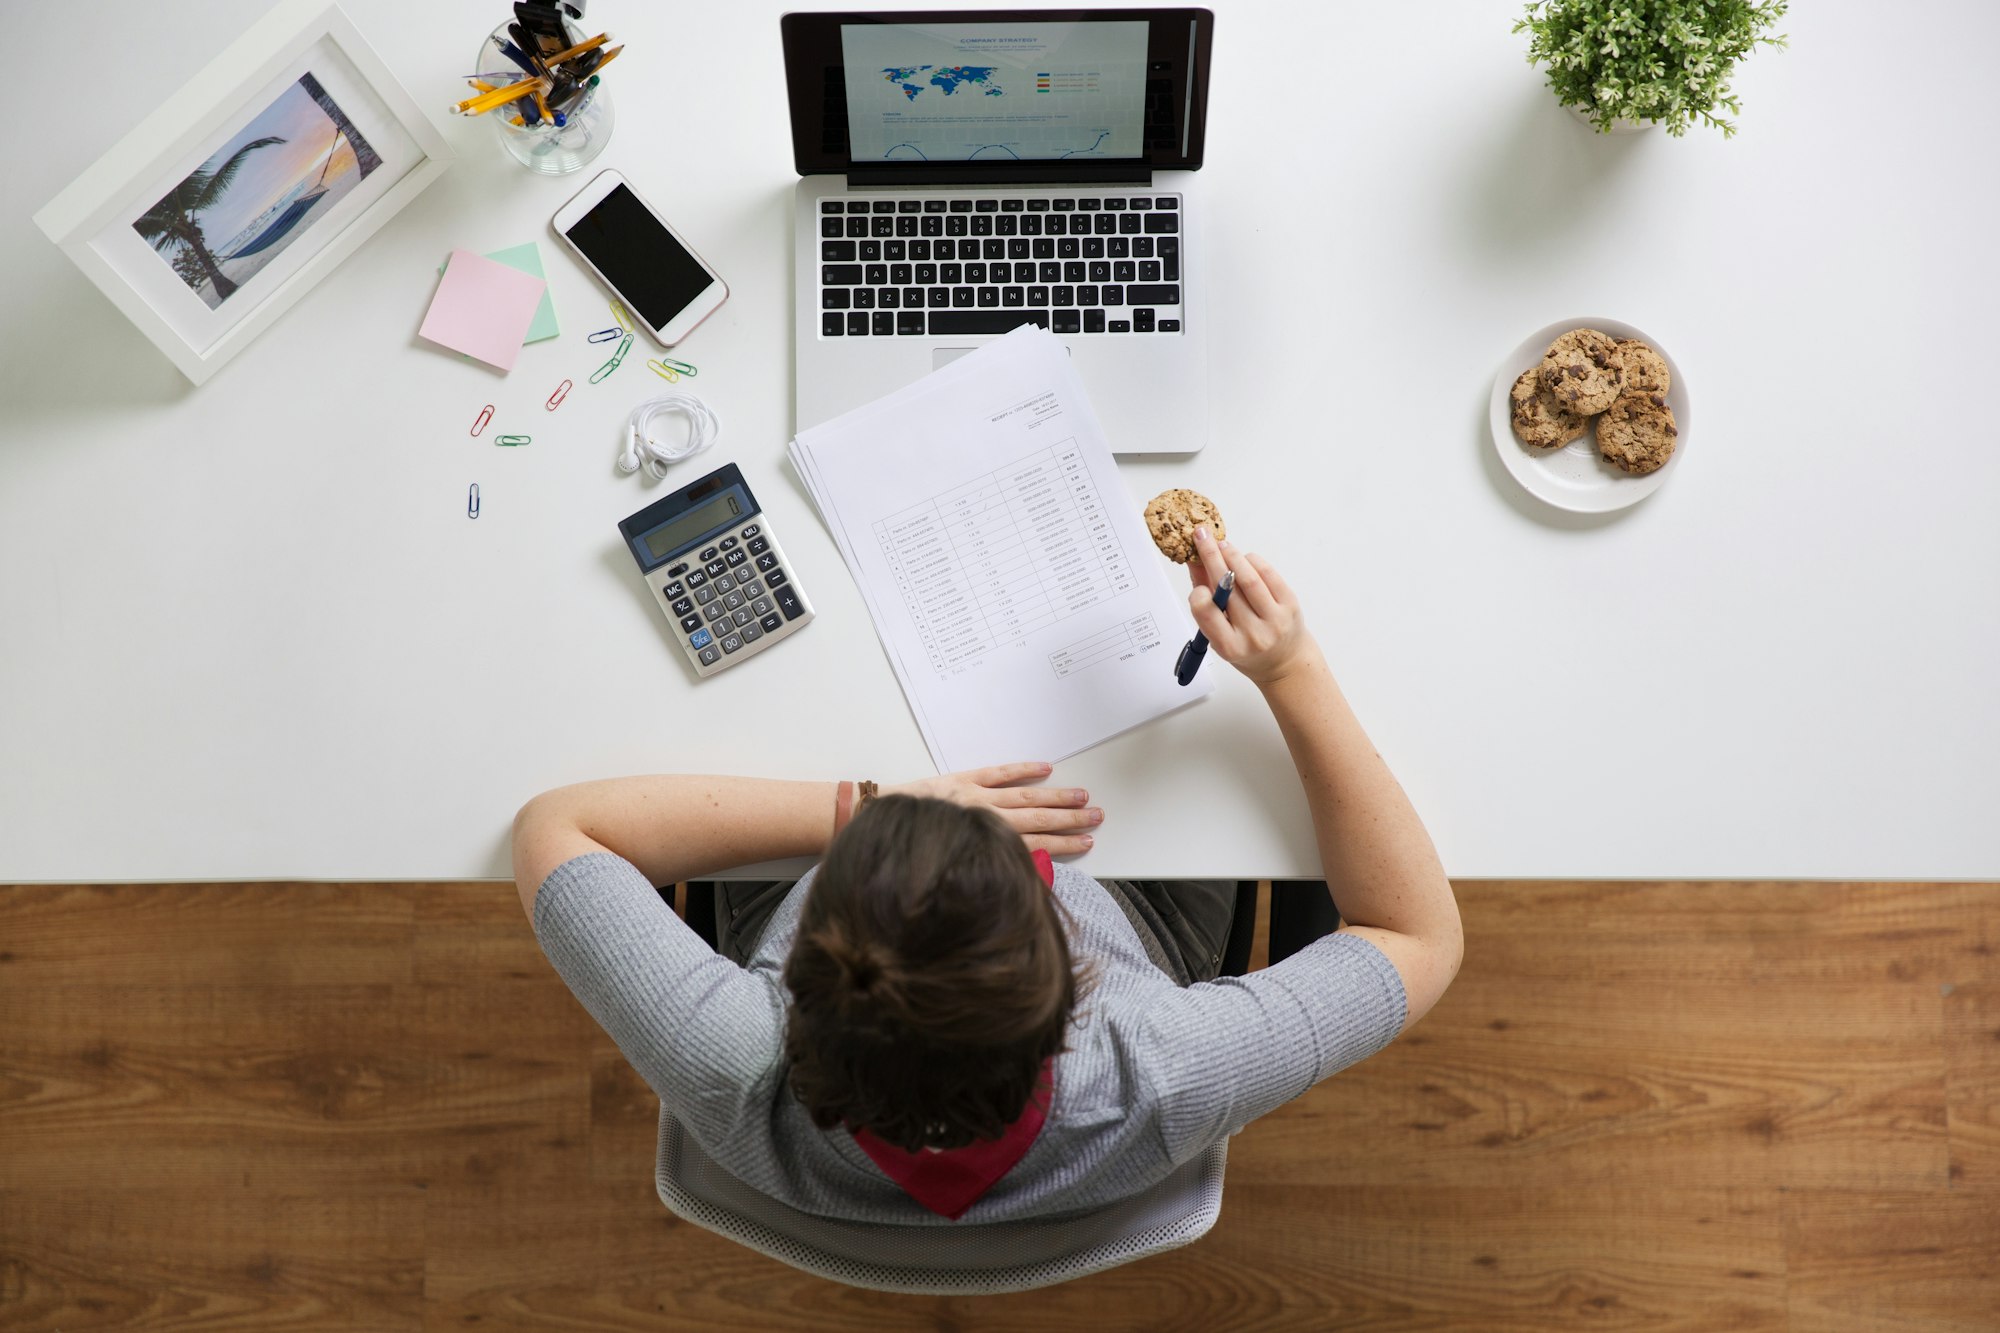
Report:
494,434,532,446
589,332,633,384
654,356,698,377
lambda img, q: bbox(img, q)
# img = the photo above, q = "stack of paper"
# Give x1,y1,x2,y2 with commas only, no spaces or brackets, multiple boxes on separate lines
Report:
790,326,1210,773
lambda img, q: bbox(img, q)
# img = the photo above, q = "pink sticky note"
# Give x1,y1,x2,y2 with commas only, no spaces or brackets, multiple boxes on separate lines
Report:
418,249,548,372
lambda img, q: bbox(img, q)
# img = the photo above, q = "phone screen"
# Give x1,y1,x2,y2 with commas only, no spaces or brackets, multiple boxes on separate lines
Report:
564,184,714,331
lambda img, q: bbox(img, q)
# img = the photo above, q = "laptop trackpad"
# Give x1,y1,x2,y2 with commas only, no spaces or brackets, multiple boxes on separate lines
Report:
933,345,1069,369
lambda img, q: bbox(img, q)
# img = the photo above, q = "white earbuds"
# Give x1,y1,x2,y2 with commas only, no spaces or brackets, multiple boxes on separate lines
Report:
620,393,719,480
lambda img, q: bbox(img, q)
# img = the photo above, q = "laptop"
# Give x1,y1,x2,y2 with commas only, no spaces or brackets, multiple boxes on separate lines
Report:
783,8,1215,454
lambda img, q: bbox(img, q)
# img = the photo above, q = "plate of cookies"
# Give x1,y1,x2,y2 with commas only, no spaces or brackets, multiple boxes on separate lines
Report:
1490,318,1688,513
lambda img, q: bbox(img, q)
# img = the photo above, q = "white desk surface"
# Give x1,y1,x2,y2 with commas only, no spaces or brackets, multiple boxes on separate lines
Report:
4,1,1997,883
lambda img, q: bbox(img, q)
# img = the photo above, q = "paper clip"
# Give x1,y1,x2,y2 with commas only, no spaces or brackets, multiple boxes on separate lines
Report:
609,300,632,332
589,332,633,384
470,404,494,436
586,327,623,343
546,378,572,410
467,483,481,519
494,435,532,446
645,358,679,383
653,357,698,378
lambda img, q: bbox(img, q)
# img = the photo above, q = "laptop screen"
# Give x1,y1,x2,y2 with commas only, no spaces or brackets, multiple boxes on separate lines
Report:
782,9,1213,180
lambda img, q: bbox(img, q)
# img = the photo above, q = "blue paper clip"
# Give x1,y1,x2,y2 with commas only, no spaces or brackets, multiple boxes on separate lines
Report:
589,332,633,384
467,483,481,519
587,327,623,343
653,357,698,378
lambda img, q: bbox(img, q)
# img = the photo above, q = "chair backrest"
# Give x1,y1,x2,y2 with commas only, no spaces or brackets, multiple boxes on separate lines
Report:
654,1108,1228,1294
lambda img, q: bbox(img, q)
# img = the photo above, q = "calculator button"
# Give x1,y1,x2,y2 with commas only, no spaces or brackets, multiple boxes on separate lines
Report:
721,633,744,655
755,551,780,572
764,568,788,589
742,524,760,538
700,546,718,561
725,549,748,568
704,602,730,623
667,563,689,577
719,537,738,551
723,590,746,611
685,569,707,589
775,586,805,621
760,612,783,633
733,607,754,627
738,579,763,599
747,536,770,555
671,596,693,616
698,645,720,666
679,614,702,634
713,573,735,594
752,596,773,616
662,580,685,598
705,560,727,578
695,584,716,604
740,622,762,643
689,628,713,649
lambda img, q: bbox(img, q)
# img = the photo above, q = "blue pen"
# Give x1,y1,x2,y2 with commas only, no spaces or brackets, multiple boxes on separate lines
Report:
1174,569,1233,686
490,36,540,77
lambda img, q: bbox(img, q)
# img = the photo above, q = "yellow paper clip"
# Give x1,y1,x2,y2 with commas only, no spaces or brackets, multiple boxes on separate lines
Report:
609,300,632,332
645,358,679,383
653,356,697,378
589,332,633,384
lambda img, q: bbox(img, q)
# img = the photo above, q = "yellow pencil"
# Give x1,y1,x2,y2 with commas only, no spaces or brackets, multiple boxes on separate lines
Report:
451,79,541,116
470,79,498,93
543,31,611,66
532,84,552,123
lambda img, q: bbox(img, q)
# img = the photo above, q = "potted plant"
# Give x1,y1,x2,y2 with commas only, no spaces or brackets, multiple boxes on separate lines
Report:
1514,0,1789,136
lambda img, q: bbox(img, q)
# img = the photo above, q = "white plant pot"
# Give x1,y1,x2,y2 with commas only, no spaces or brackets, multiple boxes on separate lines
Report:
1567,102,1655,135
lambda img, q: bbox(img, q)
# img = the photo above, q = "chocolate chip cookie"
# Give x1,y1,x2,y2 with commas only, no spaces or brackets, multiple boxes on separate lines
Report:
1509,367,1589,448
1540,328,1625,416
1595,391,1678,475
1143,489,1226,563
1615,338,1671,396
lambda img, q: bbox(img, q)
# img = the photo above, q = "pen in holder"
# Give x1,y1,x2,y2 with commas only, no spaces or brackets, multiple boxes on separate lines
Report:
479,20,614,175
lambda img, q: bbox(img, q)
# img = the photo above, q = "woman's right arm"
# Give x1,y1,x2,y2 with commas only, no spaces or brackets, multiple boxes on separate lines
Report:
1185,525,1463,1031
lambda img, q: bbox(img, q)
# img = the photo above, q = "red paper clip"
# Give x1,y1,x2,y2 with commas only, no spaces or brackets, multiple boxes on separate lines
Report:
470,404,494,436
546,379,573,410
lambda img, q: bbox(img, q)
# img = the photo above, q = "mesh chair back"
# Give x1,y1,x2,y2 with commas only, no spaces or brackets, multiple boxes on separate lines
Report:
654,1108,1227,1294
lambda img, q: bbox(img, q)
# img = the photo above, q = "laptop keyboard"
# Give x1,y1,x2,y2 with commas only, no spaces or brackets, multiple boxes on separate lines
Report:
816,195,1182,338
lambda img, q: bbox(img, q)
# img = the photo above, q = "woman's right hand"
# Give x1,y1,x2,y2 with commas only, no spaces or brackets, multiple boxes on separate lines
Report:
1187,524,1316,687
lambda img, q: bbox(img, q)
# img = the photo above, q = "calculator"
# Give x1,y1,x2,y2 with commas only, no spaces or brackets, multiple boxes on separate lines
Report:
618,462,814,676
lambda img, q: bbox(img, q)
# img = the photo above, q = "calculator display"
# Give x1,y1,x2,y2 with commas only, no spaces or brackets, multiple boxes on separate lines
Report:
643,493,744,559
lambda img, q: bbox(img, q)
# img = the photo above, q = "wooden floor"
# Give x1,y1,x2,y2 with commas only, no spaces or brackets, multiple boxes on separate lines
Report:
2,880,1995,1331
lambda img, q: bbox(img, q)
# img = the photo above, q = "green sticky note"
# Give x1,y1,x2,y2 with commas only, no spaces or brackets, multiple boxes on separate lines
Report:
438,243,559,345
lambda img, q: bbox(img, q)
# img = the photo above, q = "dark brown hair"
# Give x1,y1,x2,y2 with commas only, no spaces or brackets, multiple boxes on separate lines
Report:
782,794,1086,1152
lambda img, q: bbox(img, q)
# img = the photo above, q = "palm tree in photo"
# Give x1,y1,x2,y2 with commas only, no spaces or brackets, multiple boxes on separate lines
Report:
132,135,285,302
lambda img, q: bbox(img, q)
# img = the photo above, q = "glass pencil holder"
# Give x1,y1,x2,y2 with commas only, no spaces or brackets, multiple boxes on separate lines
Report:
478,21,614,175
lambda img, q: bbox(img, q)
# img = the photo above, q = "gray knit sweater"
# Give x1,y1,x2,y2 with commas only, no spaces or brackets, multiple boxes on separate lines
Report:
533,852,1406,1225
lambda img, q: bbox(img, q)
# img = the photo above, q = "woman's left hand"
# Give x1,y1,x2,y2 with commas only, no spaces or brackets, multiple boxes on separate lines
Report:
887,761,1102,855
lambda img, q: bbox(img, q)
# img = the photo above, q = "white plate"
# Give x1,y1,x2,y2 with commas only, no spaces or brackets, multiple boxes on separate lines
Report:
1488,317,1691,513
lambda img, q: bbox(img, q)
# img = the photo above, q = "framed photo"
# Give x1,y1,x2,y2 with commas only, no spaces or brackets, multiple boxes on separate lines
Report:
33,0,451,386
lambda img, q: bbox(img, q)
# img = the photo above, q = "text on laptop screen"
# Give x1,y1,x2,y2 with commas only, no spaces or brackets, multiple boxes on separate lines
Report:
838,21,1149,164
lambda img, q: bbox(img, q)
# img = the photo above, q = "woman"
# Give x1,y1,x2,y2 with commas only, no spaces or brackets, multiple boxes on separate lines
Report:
514,525,1462,1224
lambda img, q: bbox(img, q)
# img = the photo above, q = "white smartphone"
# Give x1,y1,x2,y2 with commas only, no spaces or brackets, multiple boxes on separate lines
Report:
552,170,728,347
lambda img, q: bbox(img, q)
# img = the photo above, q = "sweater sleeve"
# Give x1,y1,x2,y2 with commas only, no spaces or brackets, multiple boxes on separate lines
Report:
1134,930,1408,1163
531,852,787,1139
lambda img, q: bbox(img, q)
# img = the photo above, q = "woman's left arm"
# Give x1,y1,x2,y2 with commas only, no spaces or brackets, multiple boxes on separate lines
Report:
512,762,1102,913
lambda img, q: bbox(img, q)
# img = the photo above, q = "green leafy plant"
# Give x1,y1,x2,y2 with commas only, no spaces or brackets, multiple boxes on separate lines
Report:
1514,0,1788,137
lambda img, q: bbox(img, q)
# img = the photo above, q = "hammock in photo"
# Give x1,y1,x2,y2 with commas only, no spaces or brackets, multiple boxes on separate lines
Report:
220,129,345,261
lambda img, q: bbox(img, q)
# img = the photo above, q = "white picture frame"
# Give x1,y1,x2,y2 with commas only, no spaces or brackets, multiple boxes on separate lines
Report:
33,0,452,386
